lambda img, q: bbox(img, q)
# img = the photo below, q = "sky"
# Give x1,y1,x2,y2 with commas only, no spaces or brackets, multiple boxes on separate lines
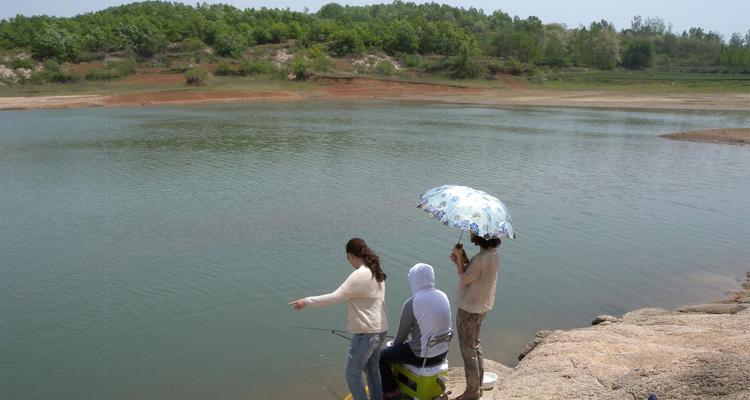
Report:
0,0,748,39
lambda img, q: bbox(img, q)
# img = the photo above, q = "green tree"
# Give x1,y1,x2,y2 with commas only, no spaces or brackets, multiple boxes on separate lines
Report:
214,32,246,58
622,37,656,68
586,21,620,69
327,29,365,56
448,40,482,78
31,26,80,61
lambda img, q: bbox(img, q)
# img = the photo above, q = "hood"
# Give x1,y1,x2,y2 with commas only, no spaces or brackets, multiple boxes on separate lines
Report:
408,263,435,295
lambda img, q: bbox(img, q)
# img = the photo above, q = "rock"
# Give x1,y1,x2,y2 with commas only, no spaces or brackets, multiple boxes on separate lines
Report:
518,330,555,361
736,297,750,304
455,272,750,399
592,315,618,325
677,303,748,314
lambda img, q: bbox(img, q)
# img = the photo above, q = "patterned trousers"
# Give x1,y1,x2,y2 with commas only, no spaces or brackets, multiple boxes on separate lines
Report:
457,308,486,399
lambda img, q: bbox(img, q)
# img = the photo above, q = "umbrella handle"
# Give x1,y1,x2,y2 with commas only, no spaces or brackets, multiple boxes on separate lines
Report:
456,231,464,247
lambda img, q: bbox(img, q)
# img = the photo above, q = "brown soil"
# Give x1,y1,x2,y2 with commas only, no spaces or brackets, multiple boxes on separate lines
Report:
313,76,483,98
2,75,750,112
660,128,750,145
119,72,186,85
103,89,300,106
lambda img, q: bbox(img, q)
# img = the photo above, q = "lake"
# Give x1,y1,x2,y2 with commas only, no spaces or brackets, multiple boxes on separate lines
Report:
1,102,749,399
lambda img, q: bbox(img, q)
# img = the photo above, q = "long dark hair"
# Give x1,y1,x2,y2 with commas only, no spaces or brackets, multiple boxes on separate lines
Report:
346,238,386,283
471,233,501,249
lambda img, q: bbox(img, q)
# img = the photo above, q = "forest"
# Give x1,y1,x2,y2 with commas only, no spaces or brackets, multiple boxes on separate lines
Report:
1,1,749,83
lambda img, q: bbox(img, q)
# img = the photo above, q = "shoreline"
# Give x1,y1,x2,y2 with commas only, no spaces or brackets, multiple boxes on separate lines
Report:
447,272,750,399
660,128,750,145
2,78,750,112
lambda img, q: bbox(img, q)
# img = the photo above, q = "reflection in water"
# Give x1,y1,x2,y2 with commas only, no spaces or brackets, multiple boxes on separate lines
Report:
1,103,749,400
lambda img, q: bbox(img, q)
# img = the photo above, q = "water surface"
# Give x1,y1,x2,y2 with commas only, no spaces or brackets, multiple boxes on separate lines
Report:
1,102,749,399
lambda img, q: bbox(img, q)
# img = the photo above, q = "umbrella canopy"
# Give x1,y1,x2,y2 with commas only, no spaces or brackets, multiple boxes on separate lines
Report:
417,185,516,240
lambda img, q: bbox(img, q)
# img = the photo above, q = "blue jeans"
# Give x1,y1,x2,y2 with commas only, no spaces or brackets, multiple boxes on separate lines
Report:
346,332,386,400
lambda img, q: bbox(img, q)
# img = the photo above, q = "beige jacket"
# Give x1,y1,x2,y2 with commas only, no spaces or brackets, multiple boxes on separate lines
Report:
304,266,388,334
456,248,500,314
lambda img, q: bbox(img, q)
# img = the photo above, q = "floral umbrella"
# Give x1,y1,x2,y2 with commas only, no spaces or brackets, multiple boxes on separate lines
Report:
417,185,516,240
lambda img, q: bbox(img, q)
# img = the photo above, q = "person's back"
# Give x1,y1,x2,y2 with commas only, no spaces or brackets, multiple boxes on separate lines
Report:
406,263,452,357
380,263,451,399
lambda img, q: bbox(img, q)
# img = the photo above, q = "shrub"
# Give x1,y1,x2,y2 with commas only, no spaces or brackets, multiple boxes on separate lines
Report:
185,67,209,85
308,44,331,72
399,53,425,69
486,60,503,75
290,56,311,80
11,58,35,69
43,59,61,72
239,61,271,76
375,61,396,75
85,58,137,80
31,61,80,83
214,61,236,76
169,38,206,53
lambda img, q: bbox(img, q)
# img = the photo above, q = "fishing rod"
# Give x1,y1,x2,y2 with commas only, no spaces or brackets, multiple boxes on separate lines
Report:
292,326,395,341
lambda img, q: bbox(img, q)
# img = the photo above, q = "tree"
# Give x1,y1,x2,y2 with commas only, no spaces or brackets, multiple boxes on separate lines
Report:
448,40,482,78
214,32,246,58
327,29,365,56
622,37,655,69
589,21,620,69
31,26,80,61
385,20,420,54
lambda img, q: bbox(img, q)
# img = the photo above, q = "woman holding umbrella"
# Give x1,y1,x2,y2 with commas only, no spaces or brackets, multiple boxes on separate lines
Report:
289,238,388,400
450,234,500,400
417,184,514,400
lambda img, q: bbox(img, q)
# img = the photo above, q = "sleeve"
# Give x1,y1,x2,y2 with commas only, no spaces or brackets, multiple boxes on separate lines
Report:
458,256,483,287
393,297,415,345
303,271,355,308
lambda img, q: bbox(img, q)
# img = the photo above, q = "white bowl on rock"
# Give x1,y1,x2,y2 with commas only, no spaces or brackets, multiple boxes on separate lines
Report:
482,371,498,390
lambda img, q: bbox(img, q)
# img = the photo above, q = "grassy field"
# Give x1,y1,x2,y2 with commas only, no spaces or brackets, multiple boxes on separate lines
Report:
540,69,750,92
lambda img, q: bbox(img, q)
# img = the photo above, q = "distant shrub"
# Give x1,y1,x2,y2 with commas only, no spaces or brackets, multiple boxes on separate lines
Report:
43,59,61,72
185,67,209,85
399,53,424,69
11,58,34,69
85,58,137,80
215,61,236,76
31,61,80,83
239,61,271,76
169,38,206,53
77,51,106,62
486,60,503,75
290,56,311,80
375,61,396,75
308,44,332,72
503,57,537,75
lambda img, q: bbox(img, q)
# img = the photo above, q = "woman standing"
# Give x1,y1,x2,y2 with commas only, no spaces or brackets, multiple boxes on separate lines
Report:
290,238,388,400
450,233,501,400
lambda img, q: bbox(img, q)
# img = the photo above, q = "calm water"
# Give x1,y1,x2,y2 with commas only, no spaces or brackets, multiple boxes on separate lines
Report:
1,102,749,400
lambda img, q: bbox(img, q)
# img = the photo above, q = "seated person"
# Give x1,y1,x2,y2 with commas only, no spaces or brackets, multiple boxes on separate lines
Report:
379,263,452,399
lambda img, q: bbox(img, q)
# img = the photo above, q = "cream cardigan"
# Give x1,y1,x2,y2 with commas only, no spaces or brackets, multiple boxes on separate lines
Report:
304,266,388,334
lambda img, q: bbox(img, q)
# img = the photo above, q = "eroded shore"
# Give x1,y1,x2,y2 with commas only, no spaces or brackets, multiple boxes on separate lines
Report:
2,78,750,112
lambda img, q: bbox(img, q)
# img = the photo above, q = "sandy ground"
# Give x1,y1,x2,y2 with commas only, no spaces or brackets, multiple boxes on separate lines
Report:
2,77,750,112
660,128,750,145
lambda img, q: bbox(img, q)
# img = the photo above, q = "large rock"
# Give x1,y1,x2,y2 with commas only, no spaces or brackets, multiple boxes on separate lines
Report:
446,273,750,399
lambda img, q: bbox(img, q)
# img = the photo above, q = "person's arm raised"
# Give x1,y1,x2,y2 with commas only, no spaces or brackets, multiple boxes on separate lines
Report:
289,271,354,310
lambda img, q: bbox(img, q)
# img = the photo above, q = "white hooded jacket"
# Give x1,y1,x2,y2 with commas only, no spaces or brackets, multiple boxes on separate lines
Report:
393,263,452,358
